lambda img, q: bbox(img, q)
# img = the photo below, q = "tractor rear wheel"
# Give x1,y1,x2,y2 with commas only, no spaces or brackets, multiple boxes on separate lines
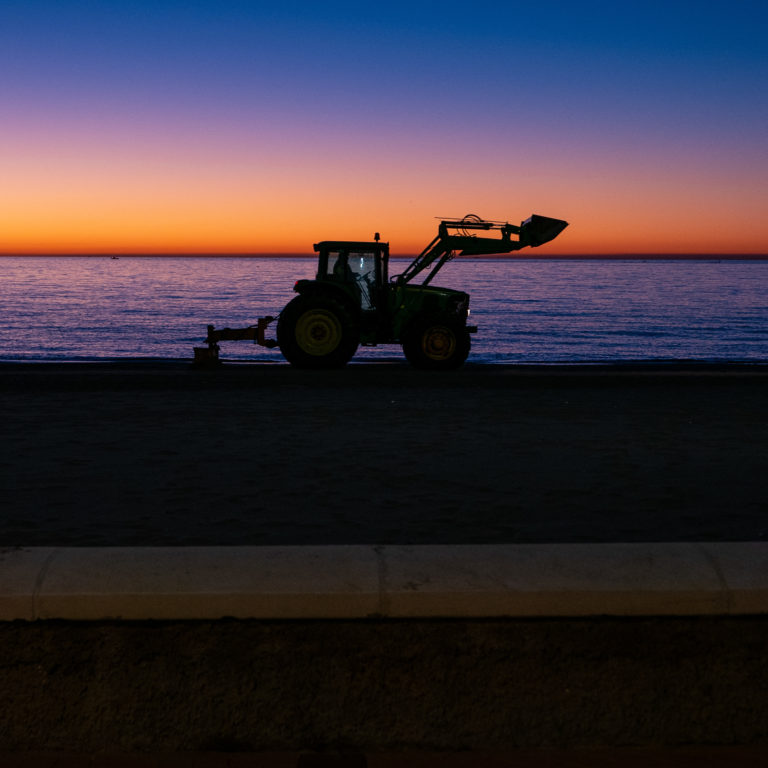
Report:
402,317,471,370
277,294,359,368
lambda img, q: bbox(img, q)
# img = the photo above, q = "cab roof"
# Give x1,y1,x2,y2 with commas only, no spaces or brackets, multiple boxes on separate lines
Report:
313,240,389,252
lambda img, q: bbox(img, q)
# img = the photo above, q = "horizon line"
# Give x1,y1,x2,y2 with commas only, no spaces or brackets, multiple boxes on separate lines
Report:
1,252,767,260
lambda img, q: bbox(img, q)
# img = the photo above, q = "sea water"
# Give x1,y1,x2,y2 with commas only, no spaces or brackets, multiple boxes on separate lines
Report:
1,256,766,363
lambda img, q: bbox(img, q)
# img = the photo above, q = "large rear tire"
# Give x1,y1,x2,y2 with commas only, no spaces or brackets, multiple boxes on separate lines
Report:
402,317,471,370
277,295,359,368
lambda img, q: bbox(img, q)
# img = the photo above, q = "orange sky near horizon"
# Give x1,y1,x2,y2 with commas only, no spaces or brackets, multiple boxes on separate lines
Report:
3,187,766,257
3,125,767,256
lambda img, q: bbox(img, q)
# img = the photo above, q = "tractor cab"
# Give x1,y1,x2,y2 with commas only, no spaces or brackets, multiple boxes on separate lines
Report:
314,240,389,311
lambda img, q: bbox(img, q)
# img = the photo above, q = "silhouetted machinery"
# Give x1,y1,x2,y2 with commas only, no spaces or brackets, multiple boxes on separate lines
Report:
198,213,568,369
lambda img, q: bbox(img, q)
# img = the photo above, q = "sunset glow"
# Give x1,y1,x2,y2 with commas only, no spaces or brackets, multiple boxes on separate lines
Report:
2,1,767,255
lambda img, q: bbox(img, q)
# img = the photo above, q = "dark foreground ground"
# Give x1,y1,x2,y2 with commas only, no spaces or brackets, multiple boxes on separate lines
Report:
4,747,768,767
1,361,767,546
3,616,768,755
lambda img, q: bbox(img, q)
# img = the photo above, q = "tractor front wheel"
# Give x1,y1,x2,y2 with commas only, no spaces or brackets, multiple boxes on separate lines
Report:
277,295,359,368
402,317,471,370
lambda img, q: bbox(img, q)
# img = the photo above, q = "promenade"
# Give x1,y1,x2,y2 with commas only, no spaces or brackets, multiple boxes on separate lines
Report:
2,361,767,546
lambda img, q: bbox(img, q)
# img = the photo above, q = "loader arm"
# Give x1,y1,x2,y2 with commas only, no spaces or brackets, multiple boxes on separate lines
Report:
396,214,568,286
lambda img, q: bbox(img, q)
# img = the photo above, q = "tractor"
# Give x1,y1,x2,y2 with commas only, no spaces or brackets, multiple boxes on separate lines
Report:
199,213,568,369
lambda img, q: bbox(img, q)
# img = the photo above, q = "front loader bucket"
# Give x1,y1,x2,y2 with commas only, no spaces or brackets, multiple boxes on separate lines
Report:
520,214,568,247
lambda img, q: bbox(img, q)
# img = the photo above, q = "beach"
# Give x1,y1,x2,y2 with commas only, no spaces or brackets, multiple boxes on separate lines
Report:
2,362,766,547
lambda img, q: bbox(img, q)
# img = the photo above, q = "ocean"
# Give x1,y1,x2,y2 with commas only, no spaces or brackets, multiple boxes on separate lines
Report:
1,256,766,364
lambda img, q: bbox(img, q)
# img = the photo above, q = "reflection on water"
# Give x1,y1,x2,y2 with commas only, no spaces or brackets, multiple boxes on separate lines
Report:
1,256,767,362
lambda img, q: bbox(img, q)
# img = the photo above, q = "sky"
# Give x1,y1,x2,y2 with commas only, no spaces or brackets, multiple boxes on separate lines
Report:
1,0,767,255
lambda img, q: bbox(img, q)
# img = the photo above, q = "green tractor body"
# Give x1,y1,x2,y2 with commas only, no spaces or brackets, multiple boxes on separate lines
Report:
202,214,568,369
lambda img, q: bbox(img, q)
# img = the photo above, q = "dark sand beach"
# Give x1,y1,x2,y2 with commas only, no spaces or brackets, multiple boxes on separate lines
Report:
1,361,766,546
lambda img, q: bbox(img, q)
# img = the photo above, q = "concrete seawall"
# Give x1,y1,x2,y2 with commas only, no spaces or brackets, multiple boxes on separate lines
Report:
3,543,768,621
2,543,768,753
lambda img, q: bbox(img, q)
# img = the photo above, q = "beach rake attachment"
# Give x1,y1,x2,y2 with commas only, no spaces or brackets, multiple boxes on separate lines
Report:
193,318,277,366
